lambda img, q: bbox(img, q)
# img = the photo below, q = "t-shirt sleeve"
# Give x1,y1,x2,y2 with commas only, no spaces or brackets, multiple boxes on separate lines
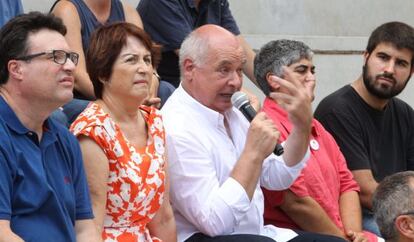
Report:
318,111,371,171
138,0,193,50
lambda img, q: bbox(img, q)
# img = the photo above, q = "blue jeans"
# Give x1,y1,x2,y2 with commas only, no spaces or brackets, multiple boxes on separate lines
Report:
362,208,381,236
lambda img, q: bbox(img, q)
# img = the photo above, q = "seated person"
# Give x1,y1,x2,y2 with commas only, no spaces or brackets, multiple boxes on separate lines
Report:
314,22,414,235
0,12,100,241
162,24,346,242
254,39,381,242
70,22,176,241
51,0,168,124
373,171,414,242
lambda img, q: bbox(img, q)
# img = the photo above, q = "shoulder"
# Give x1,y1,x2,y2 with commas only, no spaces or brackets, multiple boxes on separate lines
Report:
120,0,143,28
51,0,79,16
315,85,355,117
51,0,81,27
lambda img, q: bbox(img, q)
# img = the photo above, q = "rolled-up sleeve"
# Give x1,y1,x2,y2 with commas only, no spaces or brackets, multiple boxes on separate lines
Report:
260,145,310,190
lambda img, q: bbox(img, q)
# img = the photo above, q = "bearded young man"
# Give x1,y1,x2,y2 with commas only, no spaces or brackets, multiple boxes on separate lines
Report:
314,22,414,236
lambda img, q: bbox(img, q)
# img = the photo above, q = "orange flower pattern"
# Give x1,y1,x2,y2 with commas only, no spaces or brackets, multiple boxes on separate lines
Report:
71,103,165,242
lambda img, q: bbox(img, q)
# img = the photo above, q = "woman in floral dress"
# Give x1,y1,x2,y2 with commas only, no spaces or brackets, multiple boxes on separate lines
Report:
70,22,176,242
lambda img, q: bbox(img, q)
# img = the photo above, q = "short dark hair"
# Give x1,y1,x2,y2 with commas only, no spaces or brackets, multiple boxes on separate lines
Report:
0,11,67,84
86,22,160,99
254,39,313,96
366,22,414,66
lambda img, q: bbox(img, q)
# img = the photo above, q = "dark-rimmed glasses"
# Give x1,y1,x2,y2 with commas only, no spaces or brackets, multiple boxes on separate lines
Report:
15,50,79,66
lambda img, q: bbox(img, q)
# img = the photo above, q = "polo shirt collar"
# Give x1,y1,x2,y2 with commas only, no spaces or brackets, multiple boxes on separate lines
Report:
176,85,230,127
0,96,57,136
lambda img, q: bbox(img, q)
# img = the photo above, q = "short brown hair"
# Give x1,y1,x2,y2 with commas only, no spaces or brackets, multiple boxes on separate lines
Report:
86,22,160,99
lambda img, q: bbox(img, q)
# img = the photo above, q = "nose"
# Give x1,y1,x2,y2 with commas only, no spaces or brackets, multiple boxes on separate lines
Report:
228,70,243,89
383,60,396,74
63,58,76,72
137,60,152,74
306,71,316,83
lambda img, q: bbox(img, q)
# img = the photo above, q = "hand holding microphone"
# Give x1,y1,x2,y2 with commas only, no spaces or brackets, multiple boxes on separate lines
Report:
231,91,284,156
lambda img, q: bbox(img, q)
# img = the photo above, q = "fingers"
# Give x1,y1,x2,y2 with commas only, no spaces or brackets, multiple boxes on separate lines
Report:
346,230,368,242
245,112,280,158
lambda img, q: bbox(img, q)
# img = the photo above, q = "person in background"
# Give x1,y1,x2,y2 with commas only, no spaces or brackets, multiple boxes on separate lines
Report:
373,171,414,242
0,0,23,27
70,22,176,242
0,12,100,242
137,0,257,89
314,22,414,236
51,0,167,125
255,39,380,242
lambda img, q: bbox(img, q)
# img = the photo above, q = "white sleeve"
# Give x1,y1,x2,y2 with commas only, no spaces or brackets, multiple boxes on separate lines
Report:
166,134,251,236
260,143,310,190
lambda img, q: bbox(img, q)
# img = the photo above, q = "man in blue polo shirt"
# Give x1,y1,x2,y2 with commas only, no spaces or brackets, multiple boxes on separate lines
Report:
0,12,101,241
138,0,257,88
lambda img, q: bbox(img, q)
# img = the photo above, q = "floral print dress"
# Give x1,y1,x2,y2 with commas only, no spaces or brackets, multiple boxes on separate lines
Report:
71,103,166,242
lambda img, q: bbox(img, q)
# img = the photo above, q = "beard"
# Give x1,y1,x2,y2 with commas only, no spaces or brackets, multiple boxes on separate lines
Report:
362,62,411,99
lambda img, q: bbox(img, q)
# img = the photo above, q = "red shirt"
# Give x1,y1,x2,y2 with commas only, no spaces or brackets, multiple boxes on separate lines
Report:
262,98,360,230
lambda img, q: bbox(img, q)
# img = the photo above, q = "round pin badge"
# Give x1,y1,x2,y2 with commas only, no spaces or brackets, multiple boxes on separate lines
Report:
310,139,319,151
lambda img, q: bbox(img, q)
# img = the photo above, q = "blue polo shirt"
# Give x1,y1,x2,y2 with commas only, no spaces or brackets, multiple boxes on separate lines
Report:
138,0,241,87
0,96,93,241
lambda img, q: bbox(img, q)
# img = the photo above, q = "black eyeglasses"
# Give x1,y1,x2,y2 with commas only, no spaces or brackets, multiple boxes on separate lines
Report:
15,50,79,66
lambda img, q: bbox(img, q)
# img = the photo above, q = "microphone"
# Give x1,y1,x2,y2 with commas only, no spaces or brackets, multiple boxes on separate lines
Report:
231,91,284,156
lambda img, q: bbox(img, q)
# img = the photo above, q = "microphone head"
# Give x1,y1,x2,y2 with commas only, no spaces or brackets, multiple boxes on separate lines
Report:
231,91,250,110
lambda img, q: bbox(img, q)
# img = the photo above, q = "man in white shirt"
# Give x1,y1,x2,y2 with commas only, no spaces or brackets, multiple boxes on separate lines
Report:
162,24,347,242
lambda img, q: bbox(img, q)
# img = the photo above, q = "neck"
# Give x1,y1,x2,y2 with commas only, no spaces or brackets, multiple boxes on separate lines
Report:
98,93,145,124
0,88,51,139
84,0,111,22
351,76,389,110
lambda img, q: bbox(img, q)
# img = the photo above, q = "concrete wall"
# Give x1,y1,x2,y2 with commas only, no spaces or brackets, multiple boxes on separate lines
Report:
21,0,414,108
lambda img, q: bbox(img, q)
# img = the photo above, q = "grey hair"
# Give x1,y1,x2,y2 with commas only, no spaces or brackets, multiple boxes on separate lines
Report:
179,30,210,79
373,171,414,241
254,39,313,96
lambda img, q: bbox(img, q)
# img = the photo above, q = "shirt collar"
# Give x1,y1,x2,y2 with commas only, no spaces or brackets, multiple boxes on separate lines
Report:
0,95,57,136
263,97,320,137
176,85,235,127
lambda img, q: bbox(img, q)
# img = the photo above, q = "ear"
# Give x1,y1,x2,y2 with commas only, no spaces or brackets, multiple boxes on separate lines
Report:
363,51,370,64
183,58,195,82
266,72,280,91
7,60,23,81
395,215,414,239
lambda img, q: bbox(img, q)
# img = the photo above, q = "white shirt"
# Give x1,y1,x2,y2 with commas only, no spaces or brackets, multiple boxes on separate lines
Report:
162,86,308,242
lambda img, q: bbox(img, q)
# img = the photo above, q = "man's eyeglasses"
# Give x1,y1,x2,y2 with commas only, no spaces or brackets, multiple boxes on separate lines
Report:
15,50,79,66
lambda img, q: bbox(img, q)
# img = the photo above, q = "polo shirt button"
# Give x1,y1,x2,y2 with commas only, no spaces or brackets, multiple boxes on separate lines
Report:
28,132,33,136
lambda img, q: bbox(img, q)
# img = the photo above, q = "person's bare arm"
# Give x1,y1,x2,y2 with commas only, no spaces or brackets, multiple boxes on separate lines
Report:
147,155,176,241
280,190,346,238
78,136,109,234
351,170,378,210
51,1,95,99
340,191,369,242
236,35,258,87
0,220,24,242
75,219,102,242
